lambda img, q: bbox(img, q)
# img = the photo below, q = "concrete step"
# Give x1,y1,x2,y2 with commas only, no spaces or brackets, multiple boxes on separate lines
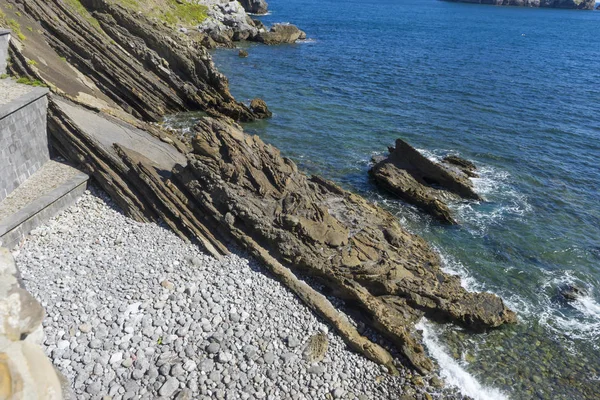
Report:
0,159,89,249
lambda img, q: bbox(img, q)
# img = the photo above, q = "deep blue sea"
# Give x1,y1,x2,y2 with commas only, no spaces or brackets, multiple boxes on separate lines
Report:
193,1,600,398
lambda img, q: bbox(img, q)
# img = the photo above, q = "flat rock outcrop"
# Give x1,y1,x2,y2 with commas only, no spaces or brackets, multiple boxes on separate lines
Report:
175,118,516,374
370,139,482,224
442,0,595,9
255,24,307,45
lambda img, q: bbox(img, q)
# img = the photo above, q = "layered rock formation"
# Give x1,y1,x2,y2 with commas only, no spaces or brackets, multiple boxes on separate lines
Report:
174,118,516,373
0,248,70,399
442,0,595,9
370,139,482,224
2,0,517,384
2,0,259,121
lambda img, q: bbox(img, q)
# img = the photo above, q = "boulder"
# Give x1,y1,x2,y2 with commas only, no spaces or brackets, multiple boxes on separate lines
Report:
0,248,68,399
559,284,586,301
175,118,516,374
238,0,269,14
238,49,249,58
255,24,307,45
250,98,272,118
442,155,479,178
370,139,481,223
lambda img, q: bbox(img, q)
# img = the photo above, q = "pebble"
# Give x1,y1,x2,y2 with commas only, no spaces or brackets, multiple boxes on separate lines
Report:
14,188,448,400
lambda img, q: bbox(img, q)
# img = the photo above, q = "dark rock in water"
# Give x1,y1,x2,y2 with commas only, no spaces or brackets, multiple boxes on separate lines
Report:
370,139,481,223
441,0,595,9
256,24,307,45
559,284,586,301
250,98,272,118
239,0,269,14
372,163,457,224
238,49,249,58
443,155,479,178
176,118,516,374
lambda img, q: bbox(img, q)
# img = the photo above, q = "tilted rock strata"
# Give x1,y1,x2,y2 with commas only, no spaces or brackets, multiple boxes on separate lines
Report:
442,0,595,9
3,0,259,121
0,248,69,400
370,139,481,224
175,118,516,373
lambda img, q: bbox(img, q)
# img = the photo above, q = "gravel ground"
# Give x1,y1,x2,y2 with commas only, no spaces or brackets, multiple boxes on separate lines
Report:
14,187,449,400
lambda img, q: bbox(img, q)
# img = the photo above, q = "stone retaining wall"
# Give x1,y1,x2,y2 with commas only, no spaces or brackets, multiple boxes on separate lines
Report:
0,29,9,74
0,247,66,399
0,88,50,202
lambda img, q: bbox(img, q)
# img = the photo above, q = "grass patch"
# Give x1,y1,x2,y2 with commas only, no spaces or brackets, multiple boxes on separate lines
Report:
113,0,208,26
64,0,103,31
16,77,47,87
0,7,26,41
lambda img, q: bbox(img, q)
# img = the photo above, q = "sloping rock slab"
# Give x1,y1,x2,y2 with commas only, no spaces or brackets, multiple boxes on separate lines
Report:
175,118,516,374
370,139,482,223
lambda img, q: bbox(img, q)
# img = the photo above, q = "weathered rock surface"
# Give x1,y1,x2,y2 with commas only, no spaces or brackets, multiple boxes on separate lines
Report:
238,0,269,14
256,23,307,45
0,248,69,399
199,0,260,46
370,139,482,224
175,117,517,374
442,0,595,9
2,0,259,121
250,97,272,118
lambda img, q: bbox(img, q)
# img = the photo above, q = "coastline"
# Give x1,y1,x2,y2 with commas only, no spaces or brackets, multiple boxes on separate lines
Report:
5,0,589,399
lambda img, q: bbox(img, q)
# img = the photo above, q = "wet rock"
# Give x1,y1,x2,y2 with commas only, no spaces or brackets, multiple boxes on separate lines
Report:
559,284,586,301
442,155,479,178
250,98,272,118
370,139,482,223
255,24,307,45
238,49,249,58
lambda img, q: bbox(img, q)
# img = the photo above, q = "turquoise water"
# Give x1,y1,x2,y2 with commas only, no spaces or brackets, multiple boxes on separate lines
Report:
208,1,600,398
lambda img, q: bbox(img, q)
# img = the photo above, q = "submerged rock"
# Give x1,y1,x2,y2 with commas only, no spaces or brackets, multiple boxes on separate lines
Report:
559,284,587,301
238,49,249,58
370,139,482,223
256,24,307,45
175,117,517,374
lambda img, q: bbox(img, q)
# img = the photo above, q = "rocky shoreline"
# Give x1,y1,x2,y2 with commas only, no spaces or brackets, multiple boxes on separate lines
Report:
2,0,516,398
15,187,468,400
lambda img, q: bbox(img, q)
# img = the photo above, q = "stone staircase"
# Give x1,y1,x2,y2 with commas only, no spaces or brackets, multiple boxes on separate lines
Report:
0,31,89,249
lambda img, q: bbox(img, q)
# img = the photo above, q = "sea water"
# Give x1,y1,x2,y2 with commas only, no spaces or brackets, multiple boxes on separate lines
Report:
182,0,600,398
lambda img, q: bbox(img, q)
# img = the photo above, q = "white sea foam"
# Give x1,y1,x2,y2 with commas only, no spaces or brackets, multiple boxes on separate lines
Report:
417,148,531,236
538,271,600,347
417,319,509,400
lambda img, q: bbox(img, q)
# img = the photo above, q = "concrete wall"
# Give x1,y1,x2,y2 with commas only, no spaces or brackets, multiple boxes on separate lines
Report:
0,29,9,74
0,88,50,202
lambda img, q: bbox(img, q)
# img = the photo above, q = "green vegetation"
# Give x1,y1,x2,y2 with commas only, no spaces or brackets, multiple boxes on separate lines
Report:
0,74,9,79
16,77,47,87
64,0,102,31
0,7,26,41
27,59,37,66
113,0,208,26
